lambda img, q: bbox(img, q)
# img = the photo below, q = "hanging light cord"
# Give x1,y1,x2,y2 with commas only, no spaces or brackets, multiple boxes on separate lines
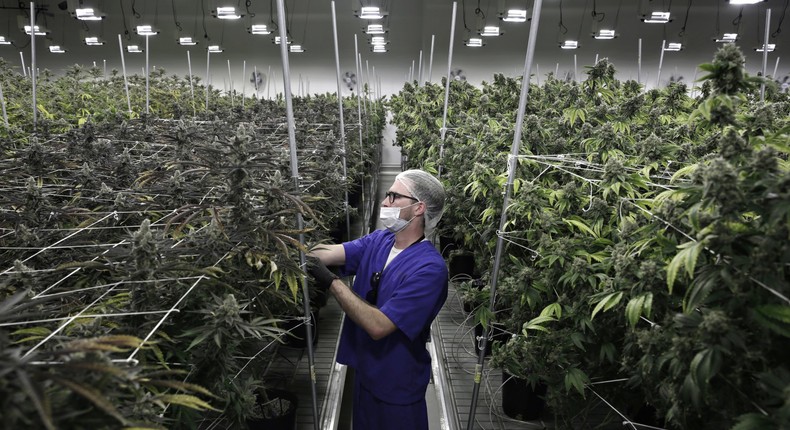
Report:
120,0,130,40
772,0,789,38
172,0,182,32
591,0,605,22
678,0,692,38
558,0,568,35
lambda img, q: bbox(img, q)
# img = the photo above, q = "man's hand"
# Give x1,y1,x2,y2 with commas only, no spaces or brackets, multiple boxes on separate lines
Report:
307,256,339,291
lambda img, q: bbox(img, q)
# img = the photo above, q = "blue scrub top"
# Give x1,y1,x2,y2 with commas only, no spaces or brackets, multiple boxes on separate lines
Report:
337,229,448,405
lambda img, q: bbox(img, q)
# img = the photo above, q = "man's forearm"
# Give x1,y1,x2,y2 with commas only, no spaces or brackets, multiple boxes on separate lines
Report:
329,278,396,341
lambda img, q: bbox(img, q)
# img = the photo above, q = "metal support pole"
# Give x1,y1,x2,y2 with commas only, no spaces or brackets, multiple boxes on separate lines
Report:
354,34,367,233
241,60,247,108
30,2,37,130
0,81,8,128
103,59,106,80
254,65,260,98
536,63,540,86
267,65,272,99
275,1,319,429
466,1,543,429
574,54,578,82
118,35,132,114
228,59,234,107
438,1,457,179
20,51,27,77
772,57,780,80
638,38,642,85
187,50,196,117
418,49,423,84
205,49,210,111
657,40,666,89
428,35,435,83
760,9,771,102
145,34,150,115
331,1,351,242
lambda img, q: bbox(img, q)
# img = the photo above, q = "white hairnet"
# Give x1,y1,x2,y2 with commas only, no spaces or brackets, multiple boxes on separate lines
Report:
395,169,446,233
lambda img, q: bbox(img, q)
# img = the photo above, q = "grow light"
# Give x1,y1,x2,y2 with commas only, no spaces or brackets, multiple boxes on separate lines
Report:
358,6,384,19
560,40,579,49
755,44,775,52
370,36,388,46
643,12,671,23
214,6,242,20
178,37,197,46
273,36,291,45
594,29,616,39
372,45,387,53
49,45,66,53
665,42,683,51
127,45,143,53
249,24,271,35
0,36,11,45
465,38,484,47
502,9,528,22
75,8,103,21
289,45,305,53
715,33,738,43
208,45,223,53
365,24,386,34
480,26,502,36
135,25,158,36
23,25,47,36
729,0,764,4
84,36,104,46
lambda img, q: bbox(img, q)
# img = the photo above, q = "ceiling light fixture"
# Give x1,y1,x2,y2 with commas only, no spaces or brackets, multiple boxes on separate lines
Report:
249,24,271,35
127,45,143,53
370,36,388,46
84,36,104,46
501,9,528,22
49,45,66,53
178,36,198,45
755,43,775,52
715,33,738,43
465,37,484,47
208,45,223,53
75,8,103,21
729,0,765,4
213,6,242,20
289,45,305,53
480,25,502,36
372,45,388,53
135,25,158,36
0,36,11,45
23,25,48,35
358,6,385,19
560,40,579,49
273,36,291,45
594,29,616,39
665,42,683,51
365,24,386,34
643,11,671,24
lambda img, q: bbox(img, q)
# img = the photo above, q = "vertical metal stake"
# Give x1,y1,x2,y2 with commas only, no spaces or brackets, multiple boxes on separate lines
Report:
331,1,351,242
117,35,132,115
145,34,150,115
30,2,37,130
428,35,435,83
760,9,771,102
657,40,666,89
438,2,457,179
187,50,196,117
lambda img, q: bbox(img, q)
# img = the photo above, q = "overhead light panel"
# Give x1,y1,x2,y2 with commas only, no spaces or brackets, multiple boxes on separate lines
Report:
372,45,388,53
370,36,388,46
249,24,271,35
49,45,66,53
480,25,502,36
75,8,103,21
208,45,223,53
0,36,11,45
729,0,765,4
127,45,143,53
23,25,48,35
135,25,158,36
643,12,671,23
594,29,616,39
365,24,386,34
502,9,528,22
665,42,683,51
289,45,305,53
84,36,104,46
755,43,775,52
178,36,197,45
715,33,738,43
358,6,385,19
465,37,484,47
273,36,291,45
561,40,579,49
214,6,242,20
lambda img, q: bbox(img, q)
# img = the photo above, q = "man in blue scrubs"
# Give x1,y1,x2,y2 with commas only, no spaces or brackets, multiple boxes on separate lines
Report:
308,169,448,430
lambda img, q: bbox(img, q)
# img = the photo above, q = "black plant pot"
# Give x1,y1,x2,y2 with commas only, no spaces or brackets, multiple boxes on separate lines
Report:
439,235,459,258
246,388,298,430
501,372,547,421
473,322,509,357
282,309,319,348
448,252,476,279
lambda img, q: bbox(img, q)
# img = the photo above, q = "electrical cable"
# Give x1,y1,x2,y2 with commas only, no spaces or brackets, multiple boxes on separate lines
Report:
171,0,182,32
772,0,789,38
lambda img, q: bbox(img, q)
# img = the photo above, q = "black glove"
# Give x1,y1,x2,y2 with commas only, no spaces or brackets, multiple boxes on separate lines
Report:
307,256,339,292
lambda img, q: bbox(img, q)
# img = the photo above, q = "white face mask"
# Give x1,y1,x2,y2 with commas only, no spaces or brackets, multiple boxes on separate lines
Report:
379,202,419,233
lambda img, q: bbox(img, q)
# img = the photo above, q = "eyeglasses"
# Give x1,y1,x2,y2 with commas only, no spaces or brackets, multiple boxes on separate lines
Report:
384,191,418,205
366,271,382,304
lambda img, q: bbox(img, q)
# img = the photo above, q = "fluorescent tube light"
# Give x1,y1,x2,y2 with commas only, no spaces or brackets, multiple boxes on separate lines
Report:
215,6,242,20
365,24,386,34
643,12,670,23
370,36,388,46
594,29,616,39
561,40,579,49
273,36,291,45
755,44,775,52
178,37,197,46
729,0,765,4
23,25,47,35
208,45,223,53
84,36,104,46
465,38,484,47
127,45,143,53
75,8,103,21
372,45,387,53
49,45,66,53
502,9,528,22
715,33,738,43
289,45,305,53
480,26,502,36
359,6,384,19
135,25,158,36
0,36,11,45
249,24,271,35
665,42,683,51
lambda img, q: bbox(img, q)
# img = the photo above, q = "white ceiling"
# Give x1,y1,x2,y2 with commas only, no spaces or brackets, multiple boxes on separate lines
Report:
1,0,788,95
